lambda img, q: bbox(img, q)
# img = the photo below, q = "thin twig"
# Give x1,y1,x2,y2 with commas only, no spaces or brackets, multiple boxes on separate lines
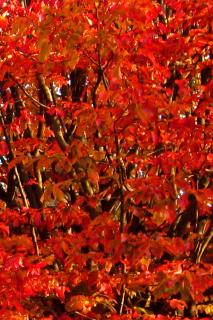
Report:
114,133,126,233
8,73,49,110
0,101,40,256
113,125,127,315
102,72,109,90
196,230,213,263
14,167,29,207
31,225,40,256
37,74,68,151
74,311,96,320
83,51,98,66
91,47,110,107
119,284,126,315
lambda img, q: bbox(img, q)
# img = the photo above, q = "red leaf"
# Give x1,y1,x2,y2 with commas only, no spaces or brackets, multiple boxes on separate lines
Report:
4,254,24,270
169,299,187,310
0,141,9,156
0,222,9,236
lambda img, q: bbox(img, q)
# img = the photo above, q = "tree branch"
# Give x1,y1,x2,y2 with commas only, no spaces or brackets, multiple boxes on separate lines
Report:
8,73,49,110
0,102,40,255
37,74,68,151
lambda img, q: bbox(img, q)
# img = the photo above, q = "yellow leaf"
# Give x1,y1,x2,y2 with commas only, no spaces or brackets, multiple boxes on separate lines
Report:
38,39,51,62
53,185,66,203
92,150,106,161
65,295,90,312
65,51,79,70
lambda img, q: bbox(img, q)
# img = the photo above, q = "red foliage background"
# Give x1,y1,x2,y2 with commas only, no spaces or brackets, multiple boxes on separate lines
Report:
0,0,212,319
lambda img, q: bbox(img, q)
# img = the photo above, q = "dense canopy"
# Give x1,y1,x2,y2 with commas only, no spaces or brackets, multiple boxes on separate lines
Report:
0,0,212,319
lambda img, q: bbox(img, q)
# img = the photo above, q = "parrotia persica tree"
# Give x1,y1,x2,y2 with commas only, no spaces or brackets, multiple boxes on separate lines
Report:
0,0,212,319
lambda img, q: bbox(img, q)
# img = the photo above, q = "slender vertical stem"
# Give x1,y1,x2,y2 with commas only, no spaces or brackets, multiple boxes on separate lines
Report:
114,127,127,314
114,133,126,233
195,230,212,264
0,110,40,255
119,284,126,315
31,225,40,256
14,167,29,208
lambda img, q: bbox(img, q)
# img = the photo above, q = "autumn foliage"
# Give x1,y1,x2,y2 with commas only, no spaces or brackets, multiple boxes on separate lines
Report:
0,0,212,319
